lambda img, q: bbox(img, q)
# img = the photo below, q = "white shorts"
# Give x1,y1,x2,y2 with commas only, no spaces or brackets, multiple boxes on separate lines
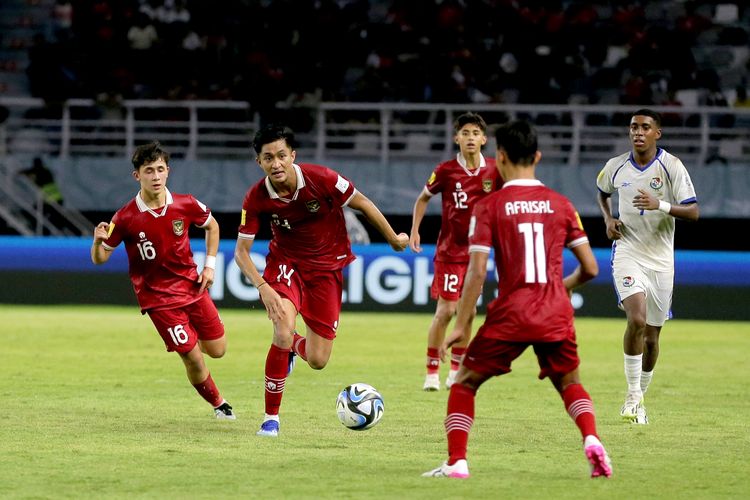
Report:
612,258,673,327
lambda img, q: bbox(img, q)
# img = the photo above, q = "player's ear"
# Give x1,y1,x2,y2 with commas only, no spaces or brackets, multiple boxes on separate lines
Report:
534,150,542,165
132,169,140,181
496,149,507,164
655,128,662,140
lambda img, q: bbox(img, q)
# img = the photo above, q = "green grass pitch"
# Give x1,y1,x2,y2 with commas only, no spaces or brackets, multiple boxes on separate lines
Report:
1,305,748,499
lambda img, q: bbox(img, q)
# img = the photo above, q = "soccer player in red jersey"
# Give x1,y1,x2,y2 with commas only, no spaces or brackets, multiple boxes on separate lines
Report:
91,141,235,420
234,124,409,437
423,120,612,479
409,112,502,391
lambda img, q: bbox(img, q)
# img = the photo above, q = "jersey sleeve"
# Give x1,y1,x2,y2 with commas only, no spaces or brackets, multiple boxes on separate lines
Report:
670,158,698,204
238,186,261,239
101,211,124,250
324,167,357,206
467,200,493,254
596,161,615,194
563,199,589,248
188,195,212,228
424,164,443,196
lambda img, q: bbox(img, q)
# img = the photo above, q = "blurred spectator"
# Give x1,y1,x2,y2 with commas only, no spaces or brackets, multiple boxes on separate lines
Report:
19,157,63,205
734,85,750,108
18,0,747,112
50,0,73,42
127,13,158,51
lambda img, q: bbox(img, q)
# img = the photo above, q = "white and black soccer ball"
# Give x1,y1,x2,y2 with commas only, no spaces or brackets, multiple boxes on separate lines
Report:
336,383,384,430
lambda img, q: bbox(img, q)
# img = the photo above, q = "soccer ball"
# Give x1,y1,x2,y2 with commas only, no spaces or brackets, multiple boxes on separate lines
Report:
336,383,384,430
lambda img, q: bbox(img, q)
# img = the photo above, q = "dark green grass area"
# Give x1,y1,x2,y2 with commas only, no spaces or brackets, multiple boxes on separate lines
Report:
1,306,748,499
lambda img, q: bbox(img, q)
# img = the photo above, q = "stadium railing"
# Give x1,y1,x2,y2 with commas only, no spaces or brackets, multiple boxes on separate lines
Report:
0,97,749,166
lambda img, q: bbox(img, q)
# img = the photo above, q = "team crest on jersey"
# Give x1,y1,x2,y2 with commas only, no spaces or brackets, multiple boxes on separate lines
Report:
622,276,635,287
482,180,493,193
306,200,321,213
650,177,663,190
172,219,185,236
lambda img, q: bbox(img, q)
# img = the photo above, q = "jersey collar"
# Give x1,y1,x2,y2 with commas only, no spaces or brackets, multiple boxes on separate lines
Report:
502,179,543,188
136,188,173,217
457,153,486,176
264,163,305,201
628,148,663,171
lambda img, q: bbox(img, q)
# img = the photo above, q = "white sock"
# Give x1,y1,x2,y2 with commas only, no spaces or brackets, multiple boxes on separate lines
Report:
624,353,643,395
641,370,654,395
263,413,280,423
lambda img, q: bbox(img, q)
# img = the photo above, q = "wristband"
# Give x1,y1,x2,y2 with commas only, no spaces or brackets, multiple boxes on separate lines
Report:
658,200,671,214
257,281,268,289
204,255,216,269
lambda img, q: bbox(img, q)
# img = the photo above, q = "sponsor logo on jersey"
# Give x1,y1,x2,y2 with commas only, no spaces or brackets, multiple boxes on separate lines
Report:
482,179,493,192
107,222,115,237
271,214,291,229
172,219,185,236
306,199,320,212
650,177,663,190
427,171,436,185
622,276,635,287
241,209,246,226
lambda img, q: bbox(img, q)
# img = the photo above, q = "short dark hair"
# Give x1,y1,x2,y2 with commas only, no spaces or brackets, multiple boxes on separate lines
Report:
494,120,538,165
253,124,296,154
632,108,662,127
131,141,170,170
453,112,487,134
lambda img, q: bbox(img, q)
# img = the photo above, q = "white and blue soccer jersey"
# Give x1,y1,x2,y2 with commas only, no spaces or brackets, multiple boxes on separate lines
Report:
596,148,697,271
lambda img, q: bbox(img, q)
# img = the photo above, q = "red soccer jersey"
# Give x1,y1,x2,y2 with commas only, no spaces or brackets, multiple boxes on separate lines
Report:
469,179,589,342
238,163,357,271
102,189,211,312
424,154,501,263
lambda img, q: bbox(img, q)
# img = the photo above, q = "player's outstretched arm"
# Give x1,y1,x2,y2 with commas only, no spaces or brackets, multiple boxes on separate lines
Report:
563,242,598,291
348,192,408,251
409,192,431,253
91,222,113,265
440,251,487,360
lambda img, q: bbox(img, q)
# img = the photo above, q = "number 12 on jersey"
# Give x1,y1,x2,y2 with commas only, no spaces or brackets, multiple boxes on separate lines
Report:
518,222,547,284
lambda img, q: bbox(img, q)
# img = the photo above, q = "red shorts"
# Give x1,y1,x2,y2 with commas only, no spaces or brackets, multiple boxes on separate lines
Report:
430,261,468,301
263,256,343,340
462,332,580,380
147,293,224,353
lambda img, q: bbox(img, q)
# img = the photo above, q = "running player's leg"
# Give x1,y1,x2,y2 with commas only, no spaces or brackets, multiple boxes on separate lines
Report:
541,340,611,479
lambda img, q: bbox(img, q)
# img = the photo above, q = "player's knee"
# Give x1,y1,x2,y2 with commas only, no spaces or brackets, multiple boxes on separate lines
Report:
435,305,456,323
307,357,328,370
207,346,226,358
627,313,648,331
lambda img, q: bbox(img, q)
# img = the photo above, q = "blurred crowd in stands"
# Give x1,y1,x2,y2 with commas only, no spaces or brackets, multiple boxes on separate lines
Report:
22,0,750,125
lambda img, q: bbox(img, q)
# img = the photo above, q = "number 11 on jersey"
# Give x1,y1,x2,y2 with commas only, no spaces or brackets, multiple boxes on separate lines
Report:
518,222,547,284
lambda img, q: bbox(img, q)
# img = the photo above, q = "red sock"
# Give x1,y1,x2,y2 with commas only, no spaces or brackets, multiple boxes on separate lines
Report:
264,344,290,416
192,373,222,407
293,332,308,361
450,347,466,371
445,383,476,465
562,383,598,439
426,347,440,374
